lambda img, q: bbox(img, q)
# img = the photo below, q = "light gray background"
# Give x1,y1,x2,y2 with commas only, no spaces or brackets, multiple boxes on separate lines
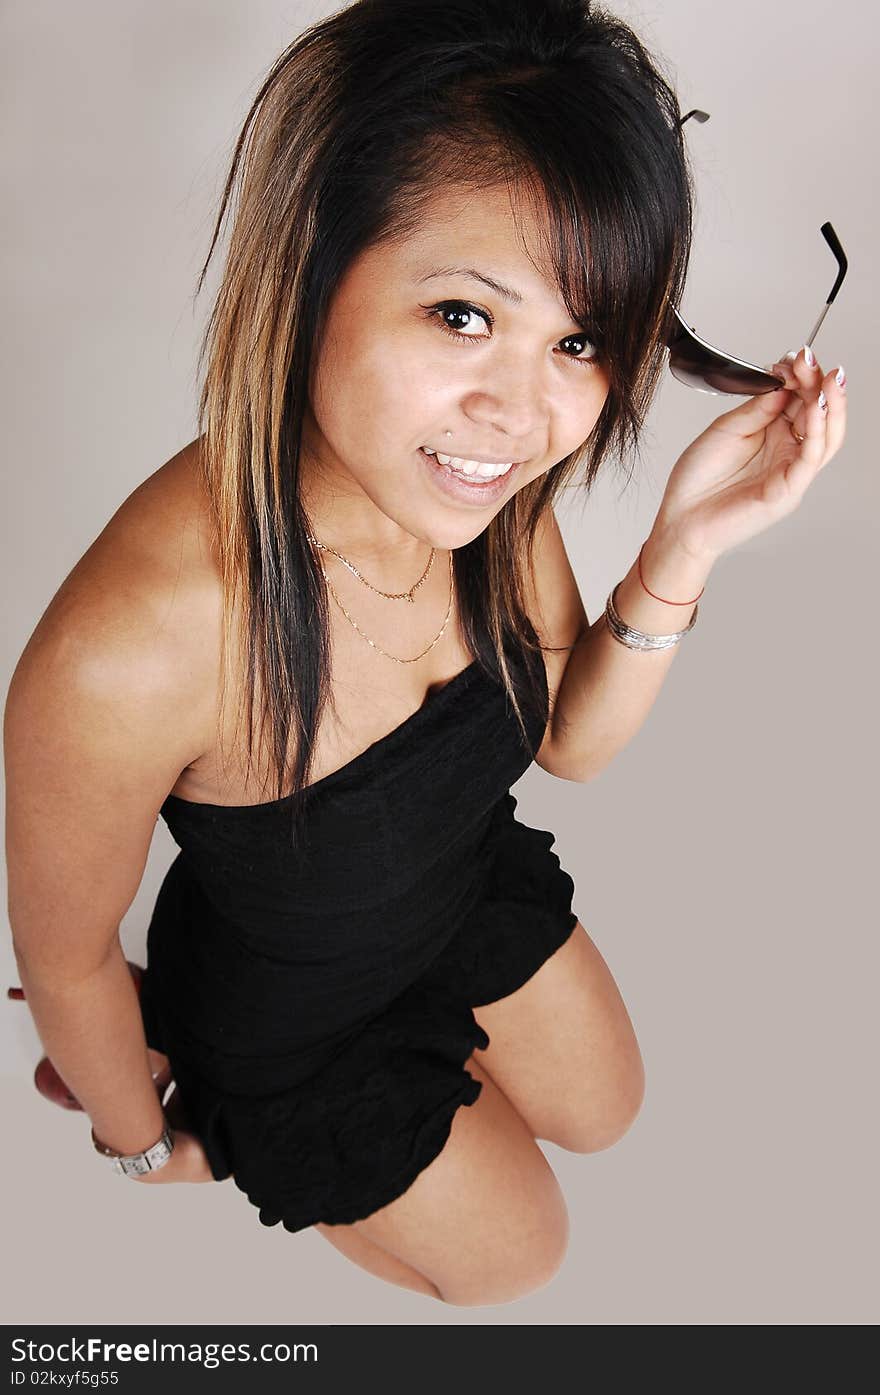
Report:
2,0,876,1325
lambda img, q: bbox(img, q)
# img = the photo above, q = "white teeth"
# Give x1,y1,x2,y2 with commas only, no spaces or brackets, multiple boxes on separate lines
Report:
424,448,514,480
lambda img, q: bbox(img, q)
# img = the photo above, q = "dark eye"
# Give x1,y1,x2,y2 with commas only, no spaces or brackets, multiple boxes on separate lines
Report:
428,301,491,340
557,332,602,366
424,300,603,367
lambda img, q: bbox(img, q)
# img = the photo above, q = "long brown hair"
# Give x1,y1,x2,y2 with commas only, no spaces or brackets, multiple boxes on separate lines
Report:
193,0,695,848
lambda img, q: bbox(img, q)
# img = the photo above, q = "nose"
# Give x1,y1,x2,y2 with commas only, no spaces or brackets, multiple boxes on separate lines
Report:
461,352,548,449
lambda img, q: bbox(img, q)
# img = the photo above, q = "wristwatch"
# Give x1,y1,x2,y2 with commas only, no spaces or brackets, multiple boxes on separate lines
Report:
91,1119,175,1176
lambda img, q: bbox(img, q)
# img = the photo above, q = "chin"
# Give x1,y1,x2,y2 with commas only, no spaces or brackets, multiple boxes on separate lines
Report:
376,503,488,553
420,516,495,552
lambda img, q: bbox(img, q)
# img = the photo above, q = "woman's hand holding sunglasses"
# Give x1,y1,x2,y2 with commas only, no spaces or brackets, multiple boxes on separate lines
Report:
651,344,848,568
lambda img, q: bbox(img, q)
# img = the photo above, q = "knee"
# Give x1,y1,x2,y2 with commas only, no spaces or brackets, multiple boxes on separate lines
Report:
556,1066,646,1155
436,1242,568,1308
434,1206,570,1308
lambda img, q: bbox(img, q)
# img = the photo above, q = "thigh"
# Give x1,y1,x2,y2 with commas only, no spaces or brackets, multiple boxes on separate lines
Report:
320,1054,569,1307
472,919,645,1152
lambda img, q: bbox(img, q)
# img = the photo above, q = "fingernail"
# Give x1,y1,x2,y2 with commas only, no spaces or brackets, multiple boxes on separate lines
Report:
818,389,828,413
782,350,798,362
835,365,846,390
803,343,816,368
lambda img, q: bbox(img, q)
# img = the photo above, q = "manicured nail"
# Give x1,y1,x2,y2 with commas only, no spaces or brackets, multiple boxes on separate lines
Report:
818,389,828,413
803,343,816,368
835,365,846,390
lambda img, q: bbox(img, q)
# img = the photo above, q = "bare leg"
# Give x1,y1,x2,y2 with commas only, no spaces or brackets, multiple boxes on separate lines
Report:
314,1222,442,1298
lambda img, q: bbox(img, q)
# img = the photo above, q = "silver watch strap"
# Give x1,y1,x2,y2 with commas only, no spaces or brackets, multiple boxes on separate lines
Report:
92,1122,175,1176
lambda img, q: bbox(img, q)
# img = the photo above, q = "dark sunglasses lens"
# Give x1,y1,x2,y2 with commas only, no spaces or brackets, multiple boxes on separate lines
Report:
669,350,783,396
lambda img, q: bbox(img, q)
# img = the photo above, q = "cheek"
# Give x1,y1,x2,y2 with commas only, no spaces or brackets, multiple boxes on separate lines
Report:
318,330,429,431
534,379,609,476
565,373,610,438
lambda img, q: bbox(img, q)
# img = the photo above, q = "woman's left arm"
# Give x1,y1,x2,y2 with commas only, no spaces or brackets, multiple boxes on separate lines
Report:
542,346,848,783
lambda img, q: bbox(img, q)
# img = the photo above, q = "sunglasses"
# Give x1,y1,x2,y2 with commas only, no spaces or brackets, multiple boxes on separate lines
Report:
666,109,848,396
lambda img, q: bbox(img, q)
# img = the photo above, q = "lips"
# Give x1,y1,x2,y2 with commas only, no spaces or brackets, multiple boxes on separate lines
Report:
418,446,522,505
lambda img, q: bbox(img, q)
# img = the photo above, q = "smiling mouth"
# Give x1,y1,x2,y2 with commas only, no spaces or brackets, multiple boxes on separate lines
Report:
420,446,519,479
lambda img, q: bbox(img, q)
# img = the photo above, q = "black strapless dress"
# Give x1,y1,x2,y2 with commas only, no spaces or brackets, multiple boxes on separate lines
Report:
139,656,578,1233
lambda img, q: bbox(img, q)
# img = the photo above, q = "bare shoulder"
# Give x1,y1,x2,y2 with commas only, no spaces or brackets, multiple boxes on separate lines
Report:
46,435,220,645
7,436,223,781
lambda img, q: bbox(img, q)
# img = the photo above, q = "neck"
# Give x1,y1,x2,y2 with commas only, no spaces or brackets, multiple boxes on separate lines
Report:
300,461,433,579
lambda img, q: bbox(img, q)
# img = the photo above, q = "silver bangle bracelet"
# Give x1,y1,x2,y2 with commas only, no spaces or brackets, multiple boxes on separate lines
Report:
604,581,699,652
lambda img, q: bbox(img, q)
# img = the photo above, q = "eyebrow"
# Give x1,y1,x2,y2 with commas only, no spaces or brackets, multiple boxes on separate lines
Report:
414,263,593,335
414,265,524,306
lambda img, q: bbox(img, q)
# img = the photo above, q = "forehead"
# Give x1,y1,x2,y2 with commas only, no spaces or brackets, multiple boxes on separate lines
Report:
366,180,564,302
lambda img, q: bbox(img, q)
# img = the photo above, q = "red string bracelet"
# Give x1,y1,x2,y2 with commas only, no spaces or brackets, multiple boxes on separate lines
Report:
637,540,705,606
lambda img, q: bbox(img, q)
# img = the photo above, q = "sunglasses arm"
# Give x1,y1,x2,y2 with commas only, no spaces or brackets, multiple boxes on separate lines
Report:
804,222,848,349
805,303,831,349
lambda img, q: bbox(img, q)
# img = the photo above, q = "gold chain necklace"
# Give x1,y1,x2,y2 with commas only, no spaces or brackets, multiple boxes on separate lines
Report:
306,535,455,665
305,535,435,601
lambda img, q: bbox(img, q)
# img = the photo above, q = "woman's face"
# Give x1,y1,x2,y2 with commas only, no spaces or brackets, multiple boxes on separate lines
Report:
301,180,611,557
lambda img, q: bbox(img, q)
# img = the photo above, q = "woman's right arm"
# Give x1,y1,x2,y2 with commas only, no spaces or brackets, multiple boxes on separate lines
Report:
4,540,214,1174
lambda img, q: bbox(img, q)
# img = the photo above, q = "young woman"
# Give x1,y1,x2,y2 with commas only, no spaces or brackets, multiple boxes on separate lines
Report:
5,0,846,1307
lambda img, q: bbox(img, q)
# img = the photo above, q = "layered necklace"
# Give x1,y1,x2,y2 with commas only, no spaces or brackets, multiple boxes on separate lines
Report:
306,534,454,664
